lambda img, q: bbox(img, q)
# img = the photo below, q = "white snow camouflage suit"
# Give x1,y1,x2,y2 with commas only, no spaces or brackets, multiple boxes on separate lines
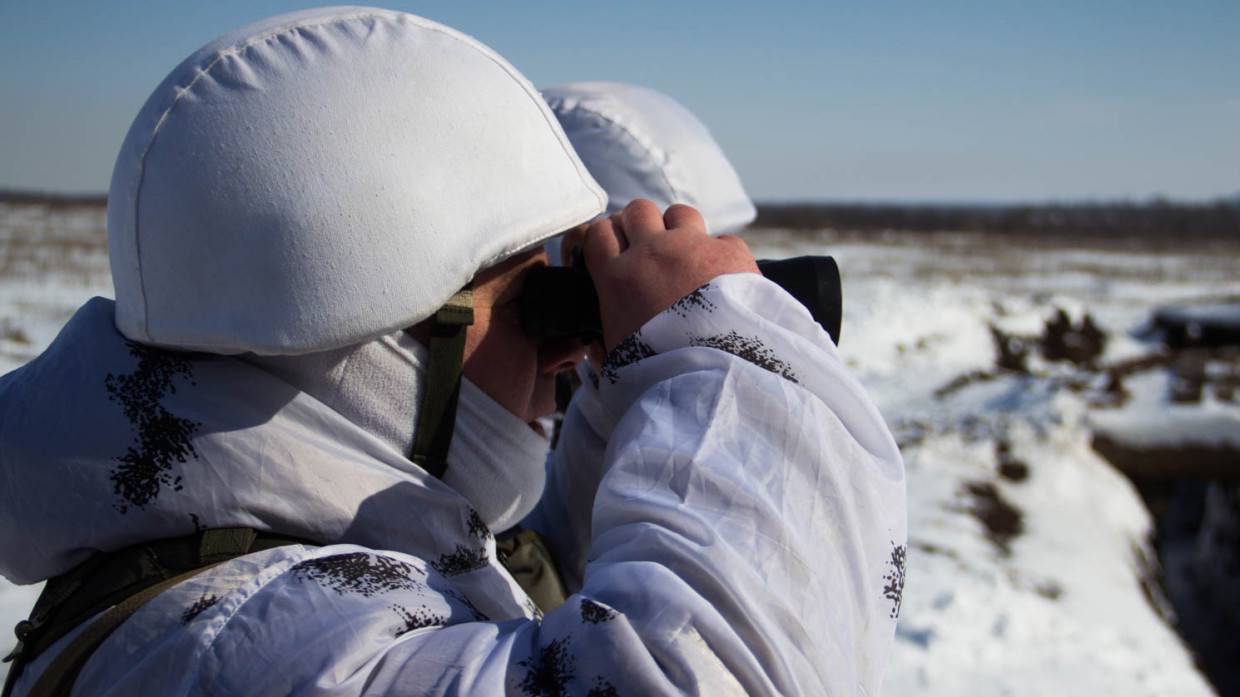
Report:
0,273,906,696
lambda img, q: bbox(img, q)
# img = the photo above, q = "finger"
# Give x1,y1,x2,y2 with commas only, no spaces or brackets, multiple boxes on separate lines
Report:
663,204,706,235
716,233,751,249
558,223,589,266
608,212,629,251
716,234,760,272
619,199,666,246
582,217,622,275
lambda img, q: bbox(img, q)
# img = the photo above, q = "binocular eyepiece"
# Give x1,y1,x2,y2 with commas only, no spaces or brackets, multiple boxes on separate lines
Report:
520,255,842,346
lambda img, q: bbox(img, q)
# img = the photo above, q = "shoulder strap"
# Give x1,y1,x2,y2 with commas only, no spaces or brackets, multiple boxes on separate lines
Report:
2,528,313,697
411,288,474,480
25,563,223,697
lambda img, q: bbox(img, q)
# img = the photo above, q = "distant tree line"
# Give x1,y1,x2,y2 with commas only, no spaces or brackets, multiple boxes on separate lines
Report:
4,189,1239,239
755,197,1240,239
0,190,107,209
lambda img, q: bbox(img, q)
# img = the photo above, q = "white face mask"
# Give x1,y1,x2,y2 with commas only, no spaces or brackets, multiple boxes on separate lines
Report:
445,378,550,532
244,329,550,532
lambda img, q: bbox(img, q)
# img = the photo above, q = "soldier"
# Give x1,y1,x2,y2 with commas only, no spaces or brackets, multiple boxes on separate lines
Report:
0,7,905,696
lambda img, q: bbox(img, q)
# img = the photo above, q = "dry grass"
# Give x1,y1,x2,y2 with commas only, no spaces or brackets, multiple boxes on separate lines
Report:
0,203,108,282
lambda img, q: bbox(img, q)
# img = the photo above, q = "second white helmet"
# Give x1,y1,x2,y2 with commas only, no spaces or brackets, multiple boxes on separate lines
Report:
543,81,756,236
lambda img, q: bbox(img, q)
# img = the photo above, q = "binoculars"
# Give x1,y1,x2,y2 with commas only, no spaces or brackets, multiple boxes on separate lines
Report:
521,255,842,346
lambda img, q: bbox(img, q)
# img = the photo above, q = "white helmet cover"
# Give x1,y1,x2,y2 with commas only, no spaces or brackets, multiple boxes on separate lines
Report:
542,81,756,235
108,6,606,354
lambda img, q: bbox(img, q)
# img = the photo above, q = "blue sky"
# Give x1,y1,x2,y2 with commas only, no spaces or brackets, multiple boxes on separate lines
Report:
1,1,1237,202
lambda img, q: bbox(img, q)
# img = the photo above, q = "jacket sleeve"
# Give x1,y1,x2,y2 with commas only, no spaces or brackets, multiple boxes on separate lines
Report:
107,273,906,697
514,272,906,695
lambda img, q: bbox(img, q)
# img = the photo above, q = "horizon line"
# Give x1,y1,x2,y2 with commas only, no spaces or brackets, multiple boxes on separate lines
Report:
2,188,1237,210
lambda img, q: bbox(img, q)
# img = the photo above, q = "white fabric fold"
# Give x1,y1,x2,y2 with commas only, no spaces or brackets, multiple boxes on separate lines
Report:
244,329,549,532
0,299,547,584
3,275,906,697
446,378,550,532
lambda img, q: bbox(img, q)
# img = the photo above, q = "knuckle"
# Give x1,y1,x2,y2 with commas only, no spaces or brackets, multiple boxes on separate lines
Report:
586,219,609,237
723,235,752,253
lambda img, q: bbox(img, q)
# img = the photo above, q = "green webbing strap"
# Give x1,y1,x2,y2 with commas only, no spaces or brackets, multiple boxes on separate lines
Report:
25,563,224,697
411,288,474,480
198,527,257,564
2,528,306,697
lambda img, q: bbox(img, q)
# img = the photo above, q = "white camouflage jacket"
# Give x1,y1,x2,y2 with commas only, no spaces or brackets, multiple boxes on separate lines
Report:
0,273,906,696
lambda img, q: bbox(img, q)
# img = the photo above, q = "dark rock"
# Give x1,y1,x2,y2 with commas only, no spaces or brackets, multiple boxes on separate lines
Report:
958,480,1024,556
1041,308,1107,366
1153,301,1240,349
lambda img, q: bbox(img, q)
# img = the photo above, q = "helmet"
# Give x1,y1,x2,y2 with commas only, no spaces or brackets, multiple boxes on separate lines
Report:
542,81,756,235
108,7,606,355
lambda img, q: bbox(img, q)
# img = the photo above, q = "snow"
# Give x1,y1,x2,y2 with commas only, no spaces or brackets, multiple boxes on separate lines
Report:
3,206,1239,694
886,398,1215,696
1090,369,1240,451
746,228,1239,697
0,202,113,376
0,578,41,646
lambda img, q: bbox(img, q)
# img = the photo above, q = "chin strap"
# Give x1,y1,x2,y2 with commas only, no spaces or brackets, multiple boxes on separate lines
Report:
411,288,474,480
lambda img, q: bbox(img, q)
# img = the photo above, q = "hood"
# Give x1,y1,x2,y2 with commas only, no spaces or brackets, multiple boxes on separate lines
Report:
0,299,536,585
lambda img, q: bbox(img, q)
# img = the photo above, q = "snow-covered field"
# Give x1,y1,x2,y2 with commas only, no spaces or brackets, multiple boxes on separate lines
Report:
746,229,1239,697
2,202,1238,694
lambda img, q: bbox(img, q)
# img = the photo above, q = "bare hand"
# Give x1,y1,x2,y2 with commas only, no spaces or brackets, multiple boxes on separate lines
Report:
569,199,759,352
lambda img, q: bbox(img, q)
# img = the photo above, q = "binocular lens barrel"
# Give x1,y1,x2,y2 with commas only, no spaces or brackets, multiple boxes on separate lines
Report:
521,256,842,346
